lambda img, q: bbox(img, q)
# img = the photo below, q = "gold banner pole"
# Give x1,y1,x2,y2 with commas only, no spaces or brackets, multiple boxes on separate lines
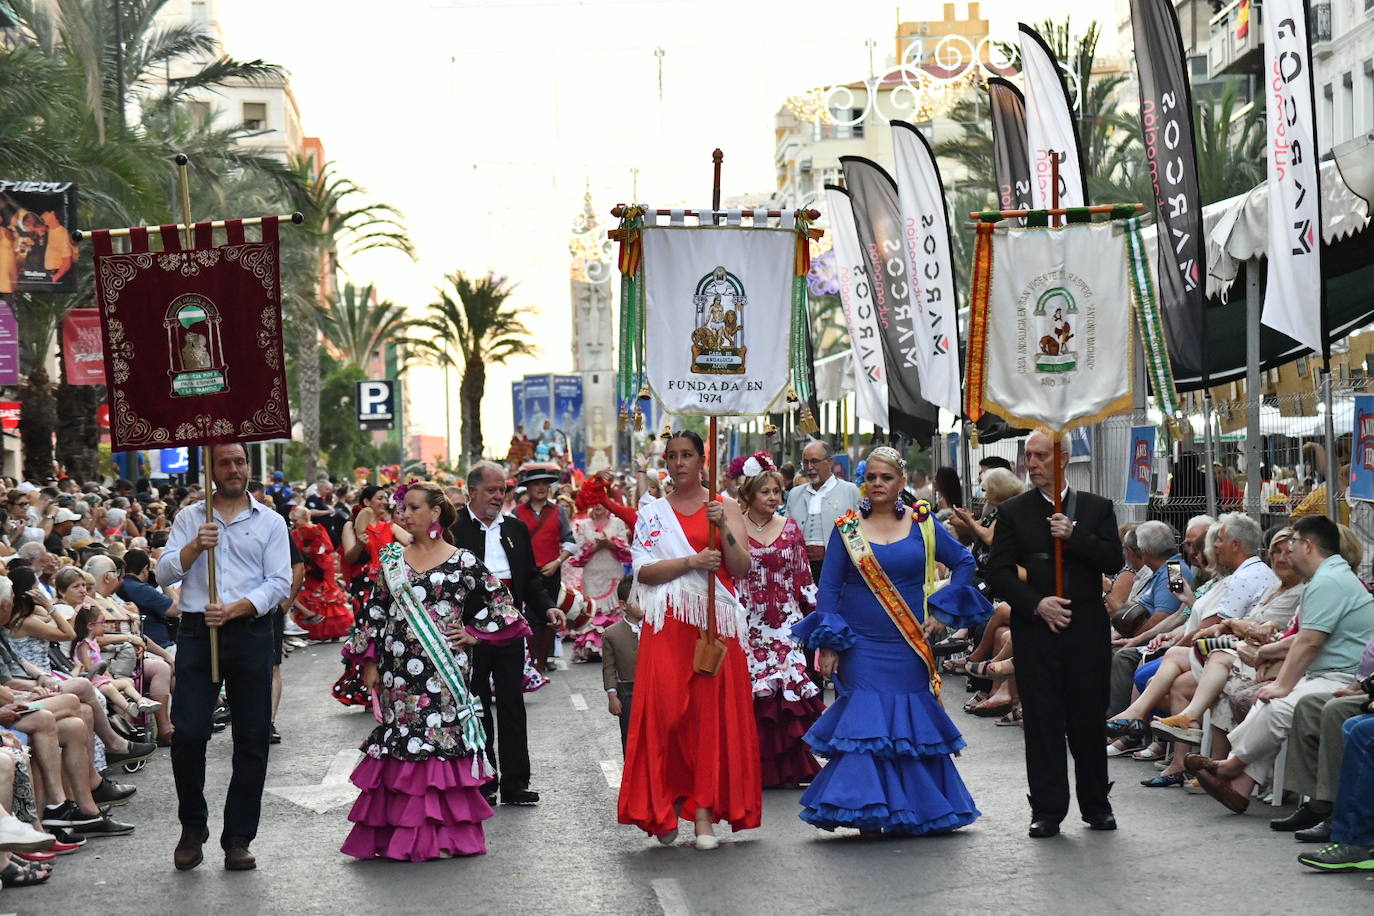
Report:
174,153,220,684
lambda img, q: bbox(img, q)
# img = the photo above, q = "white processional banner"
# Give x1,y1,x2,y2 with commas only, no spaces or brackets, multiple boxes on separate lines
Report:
1260,1,1324,354
823,186,889,428
639,226,794,416
982,222,1134,431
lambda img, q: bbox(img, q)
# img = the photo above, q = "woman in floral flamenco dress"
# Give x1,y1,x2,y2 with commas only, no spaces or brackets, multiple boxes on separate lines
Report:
733,452,825,788
342,482,530,861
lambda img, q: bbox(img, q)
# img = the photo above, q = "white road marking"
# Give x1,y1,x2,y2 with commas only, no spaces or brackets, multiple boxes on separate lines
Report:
599,758,622,789
652,878,691,916
569,692,588,711
265,749,362,813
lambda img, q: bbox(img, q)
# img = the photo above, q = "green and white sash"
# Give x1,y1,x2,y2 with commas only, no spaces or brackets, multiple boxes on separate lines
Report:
379,542,487,776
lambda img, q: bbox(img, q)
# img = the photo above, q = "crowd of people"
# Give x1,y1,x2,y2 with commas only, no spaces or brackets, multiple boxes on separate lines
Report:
1,427,1371,890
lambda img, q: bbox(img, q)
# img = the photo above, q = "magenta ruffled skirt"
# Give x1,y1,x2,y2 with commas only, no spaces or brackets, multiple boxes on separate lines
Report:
342,755,494,862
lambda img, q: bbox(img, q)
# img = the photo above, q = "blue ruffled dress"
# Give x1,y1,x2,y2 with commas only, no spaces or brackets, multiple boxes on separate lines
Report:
791,518,992,835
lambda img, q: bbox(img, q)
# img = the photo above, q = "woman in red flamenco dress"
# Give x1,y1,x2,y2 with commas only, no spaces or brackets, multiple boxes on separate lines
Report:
618,431,761,851
289,506,353,641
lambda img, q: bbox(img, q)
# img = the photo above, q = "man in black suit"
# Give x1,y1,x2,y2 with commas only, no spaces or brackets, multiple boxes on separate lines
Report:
986,429,1122,838
451,462,565,806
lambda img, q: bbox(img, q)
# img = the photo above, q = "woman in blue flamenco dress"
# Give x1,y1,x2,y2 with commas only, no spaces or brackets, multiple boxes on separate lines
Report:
792,446,993,836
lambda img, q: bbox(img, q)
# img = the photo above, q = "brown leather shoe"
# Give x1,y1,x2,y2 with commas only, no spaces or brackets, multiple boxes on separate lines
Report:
173,826,209,871
223,839,256,871
1183,753,1218,775
1192,767,1250,814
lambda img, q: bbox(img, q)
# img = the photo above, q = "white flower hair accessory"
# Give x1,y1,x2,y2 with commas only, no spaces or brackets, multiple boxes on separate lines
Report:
741,451,776,479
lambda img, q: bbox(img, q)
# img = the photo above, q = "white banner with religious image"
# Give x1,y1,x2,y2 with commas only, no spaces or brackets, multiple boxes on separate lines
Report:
639,225,794,416
1260,1,1324,354
982,222,1134,430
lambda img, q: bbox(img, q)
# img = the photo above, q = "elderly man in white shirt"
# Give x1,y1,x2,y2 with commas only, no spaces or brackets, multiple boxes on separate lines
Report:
784,439,862,582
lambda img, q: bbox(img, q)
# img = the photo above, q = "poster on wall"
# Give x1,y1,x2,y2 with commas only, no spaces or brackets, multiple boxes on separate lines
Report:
1350,397,1374,501
511,378,526,433
1125,425,1156,504
554,374,585,470
61,308,105,385
521,374,554,460
0,301,19,385
0,180,79,294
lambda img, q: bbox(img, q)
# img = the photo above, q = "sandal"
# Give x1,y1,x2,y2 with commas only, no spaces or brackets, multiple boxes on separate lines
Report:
1104,718,1147,740
1106,738,1146,757
942,658,970,675
963,692,989,713
1140,772,1186,788
1132,742,1167,761
965,661,998,679
932,637,970,657
994,705,1023,727
0,858,53,887
971,698,1013,718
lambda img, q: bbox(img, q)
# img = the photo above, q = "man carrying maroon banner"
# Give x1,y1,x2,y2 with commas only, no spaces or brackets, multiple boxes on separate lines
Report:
158,443,292,872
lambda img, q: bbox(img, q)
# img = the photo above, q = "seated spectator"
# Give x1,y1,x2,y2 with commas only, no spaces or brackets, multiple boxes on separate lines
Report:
1107,520,1294,785
1298,713,1374,873
1187,515,1374,813
117,549,175,650
1107,519,1193,721
1272,575,1374,841
84,556,173,742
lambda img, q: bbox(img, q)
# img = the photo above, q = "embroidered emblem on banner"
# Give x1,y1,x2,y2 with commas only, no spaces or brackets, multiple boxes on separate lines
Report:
690,265,748,375
165,294,228,396
1033,286,1078,374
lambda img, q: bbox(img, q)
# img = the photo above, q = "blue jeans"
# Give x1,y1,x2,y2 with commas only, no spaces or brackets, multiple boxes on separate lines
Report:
170,613,274,847
1331,714,1374,846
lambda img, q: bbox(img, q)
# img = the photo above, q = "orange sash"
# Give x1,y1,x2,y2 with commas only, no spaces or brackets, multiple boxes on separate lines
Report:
835,506,942,697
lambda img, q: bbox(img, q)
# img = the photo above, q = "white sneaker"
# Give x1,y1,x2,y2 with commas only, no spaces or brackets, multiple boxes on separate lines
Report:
693,833,719,850
137,697,163,712
282,619,308,637
0,813,56,853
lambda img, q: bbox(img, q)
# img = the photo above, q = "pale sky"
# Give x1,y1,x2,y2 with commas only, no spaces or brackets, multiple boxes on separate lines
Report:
215,0,1123,454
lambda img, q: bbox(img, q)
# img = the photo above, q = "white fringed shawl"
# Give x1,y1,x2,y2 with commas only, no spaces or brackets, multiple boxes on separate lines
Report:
630,496,747,645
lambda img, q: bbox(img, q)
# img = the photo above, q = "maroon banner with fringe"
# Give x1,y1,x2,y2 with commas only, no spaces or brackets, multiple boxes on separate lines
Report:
91,218,291,450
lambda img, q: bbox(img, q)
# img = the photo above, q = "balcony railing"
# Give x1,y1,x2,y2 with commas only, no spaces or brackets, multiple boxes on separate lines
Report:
1208,0,1264,79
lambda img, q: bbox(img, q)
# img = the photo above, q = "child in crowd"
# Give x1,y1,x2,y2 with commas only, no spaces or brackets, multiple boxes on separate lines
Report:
601,577,642,755
69,606,161,723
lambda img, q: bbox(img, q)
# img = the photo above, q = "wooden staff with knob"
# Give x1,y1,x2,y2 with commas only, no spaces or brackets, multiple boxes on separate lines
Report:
175,153,221,683
693,149,728,675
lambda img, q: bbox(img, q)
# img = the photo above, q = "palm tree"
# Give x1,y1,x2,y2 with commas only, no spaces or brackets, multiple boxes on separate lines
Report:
414,273,538,463
1192,82,1266,204
316,282,420,371
291,155,414,477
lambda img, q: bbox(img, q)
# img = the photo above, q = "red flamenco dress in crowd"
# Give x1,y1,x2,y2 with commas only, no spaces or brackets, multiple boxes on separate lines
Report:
743,517,825,787
617,498,762,837
291,522,353,641
333,519,398,707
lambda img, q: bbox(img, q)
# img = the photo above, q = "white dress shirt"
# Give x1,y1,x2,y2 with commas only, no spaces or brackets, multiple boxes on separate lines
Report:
157,497,291,617
476,512,512,579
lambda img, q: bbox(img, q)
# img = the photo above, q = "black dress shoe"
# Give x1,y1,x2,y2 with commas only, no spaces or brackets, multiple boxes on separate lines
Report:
501,788,540,806
480,786,498,806
1295,819,1332,843
1270,802,1331,832
1084,813,1117,831
269,723,281,745
1028,819,1060,838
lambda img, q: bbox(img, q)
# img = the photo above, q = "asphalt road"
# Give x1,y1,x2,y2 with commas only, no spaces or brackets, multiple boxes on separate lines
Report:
7,643,1370,916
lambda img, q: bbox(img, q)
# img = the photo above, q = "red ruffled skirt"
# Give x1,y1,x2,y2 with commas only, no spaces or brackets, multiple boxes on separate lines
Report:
617,617,762,836
300,577,353,641
756,692,824,788
342,755,493,861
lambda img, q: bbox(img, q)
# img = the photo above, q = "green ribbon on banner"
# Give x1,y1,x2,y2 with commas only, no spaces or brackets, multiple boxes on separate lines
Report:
1123,216,1183,433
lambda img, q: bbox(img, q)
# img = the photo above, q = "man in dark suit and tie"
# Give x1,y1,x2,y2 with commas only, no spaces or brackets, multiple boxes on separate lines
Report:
451,462,565,806
986,429,1123,838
